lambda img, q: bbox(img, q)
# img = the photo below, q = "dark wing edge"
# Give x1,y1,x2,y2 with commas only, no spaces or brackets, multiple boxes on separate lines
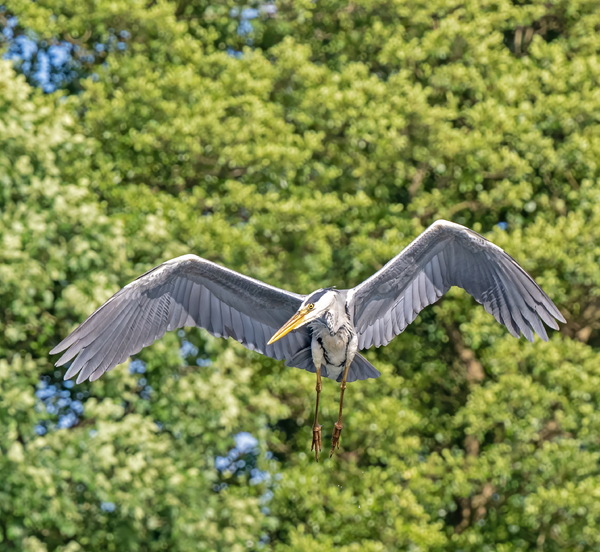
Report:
50,255,309,383
348,220,566,350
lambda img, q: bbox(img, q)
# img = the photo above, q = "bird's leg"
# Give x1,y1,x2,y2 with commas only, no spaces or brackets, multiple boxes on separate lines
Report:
311,365,323,461
330,359,352,458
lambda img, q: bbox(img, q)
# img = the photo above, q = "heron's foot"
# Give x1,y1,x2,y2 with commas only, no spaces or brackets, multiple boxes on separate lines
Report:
311,424,322,461
329,421,343,458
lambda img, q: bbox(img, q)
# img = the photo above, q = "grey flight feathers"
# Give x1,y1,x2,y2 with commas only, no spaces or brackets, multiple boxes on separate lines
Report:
51,220,565,384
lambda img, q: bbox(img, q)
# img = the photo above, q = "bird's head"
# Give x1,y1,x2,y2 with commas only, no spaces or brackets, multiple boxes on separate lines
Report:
267,288,336,345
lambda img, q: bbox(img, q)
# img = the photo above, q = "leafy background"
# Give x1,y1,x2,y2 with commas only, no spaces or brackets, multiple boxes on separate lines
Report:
1,0,599,550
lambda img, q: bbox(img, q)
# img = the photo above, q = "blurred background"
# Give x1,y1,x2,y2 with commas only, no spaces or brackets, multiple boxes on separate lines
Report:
1,1,599,550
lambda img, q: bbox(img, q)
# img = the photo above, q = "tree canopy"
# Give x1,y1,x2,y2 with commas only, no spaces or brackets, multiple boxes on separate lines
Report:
1,0,599,550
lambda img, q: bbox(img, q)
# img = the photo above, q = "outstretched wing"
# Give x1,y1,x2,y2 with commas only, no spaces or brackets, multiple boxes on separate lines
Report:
51,255,310,383
348,220,565,350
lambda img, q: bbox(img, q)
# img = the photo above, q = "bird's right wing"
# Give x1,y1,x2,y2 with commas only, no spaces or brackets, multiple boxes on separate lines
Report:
348,220,565,350
50,255,310,383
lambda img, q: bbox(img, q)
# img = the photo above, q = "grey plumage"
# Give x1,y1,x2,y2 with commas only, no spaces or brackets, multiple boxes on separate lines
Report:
349,220,565,350
51,220,565,384
52,255,310,383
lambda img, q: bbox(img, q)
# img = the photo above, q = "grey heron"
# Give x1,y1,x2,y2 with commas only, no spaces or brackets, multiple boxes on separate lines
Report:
51,220,565,460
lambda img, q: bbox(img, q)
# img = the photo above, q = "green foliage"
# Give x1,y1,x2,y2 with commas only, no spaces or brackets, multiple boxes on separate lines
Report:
1,0,599,550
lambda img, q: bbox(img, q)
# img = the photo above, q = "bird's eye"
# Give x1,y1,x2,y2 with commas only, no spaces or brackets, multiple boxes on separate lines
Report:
307,303,315,310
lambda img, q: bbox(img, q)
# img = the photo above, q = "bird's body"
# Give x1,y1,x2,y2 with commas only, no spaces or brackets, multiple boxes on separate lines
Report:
311,318,357,382
304,289,357,382
51,220,566,459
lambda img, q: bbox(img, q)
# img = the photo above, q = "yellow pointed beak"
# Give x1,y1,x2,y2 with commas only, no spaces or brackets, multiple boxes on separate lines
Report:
267,309,311,345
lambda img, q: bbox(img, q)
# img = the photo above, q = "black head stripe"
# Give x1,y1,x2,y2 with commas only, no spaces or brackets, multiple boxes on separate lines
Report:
306,288,334,305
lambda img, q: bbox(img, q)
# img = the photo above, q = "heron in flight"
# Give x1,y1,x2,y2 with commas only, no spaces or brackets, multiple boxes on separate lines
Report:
51,220,565,459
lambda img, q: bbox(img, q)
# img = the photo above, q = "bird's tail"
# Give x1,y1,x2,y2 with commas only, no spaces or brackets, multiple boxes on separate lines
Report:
343,353,381,382
286,349,381,382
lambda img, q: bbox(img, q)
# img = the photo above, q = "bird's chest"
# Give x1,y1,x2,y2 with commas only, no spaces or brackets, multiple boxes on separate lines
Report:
310,326,356,380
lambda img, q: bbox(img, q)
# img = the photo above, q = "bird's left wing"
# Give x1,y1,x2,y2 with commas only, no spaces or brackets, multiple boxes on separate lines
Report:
348,220,565,350
51,255,309,383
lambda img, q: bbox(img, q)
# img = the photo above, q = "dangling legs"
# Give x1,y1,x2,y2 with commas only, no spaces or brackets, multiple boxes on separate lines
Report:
311,365,323,461
330,360,352,457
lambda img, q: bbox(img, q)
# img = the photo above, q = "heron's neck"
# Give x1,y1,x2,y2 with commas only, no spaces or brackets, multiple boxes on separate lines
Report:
323,299,350,335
